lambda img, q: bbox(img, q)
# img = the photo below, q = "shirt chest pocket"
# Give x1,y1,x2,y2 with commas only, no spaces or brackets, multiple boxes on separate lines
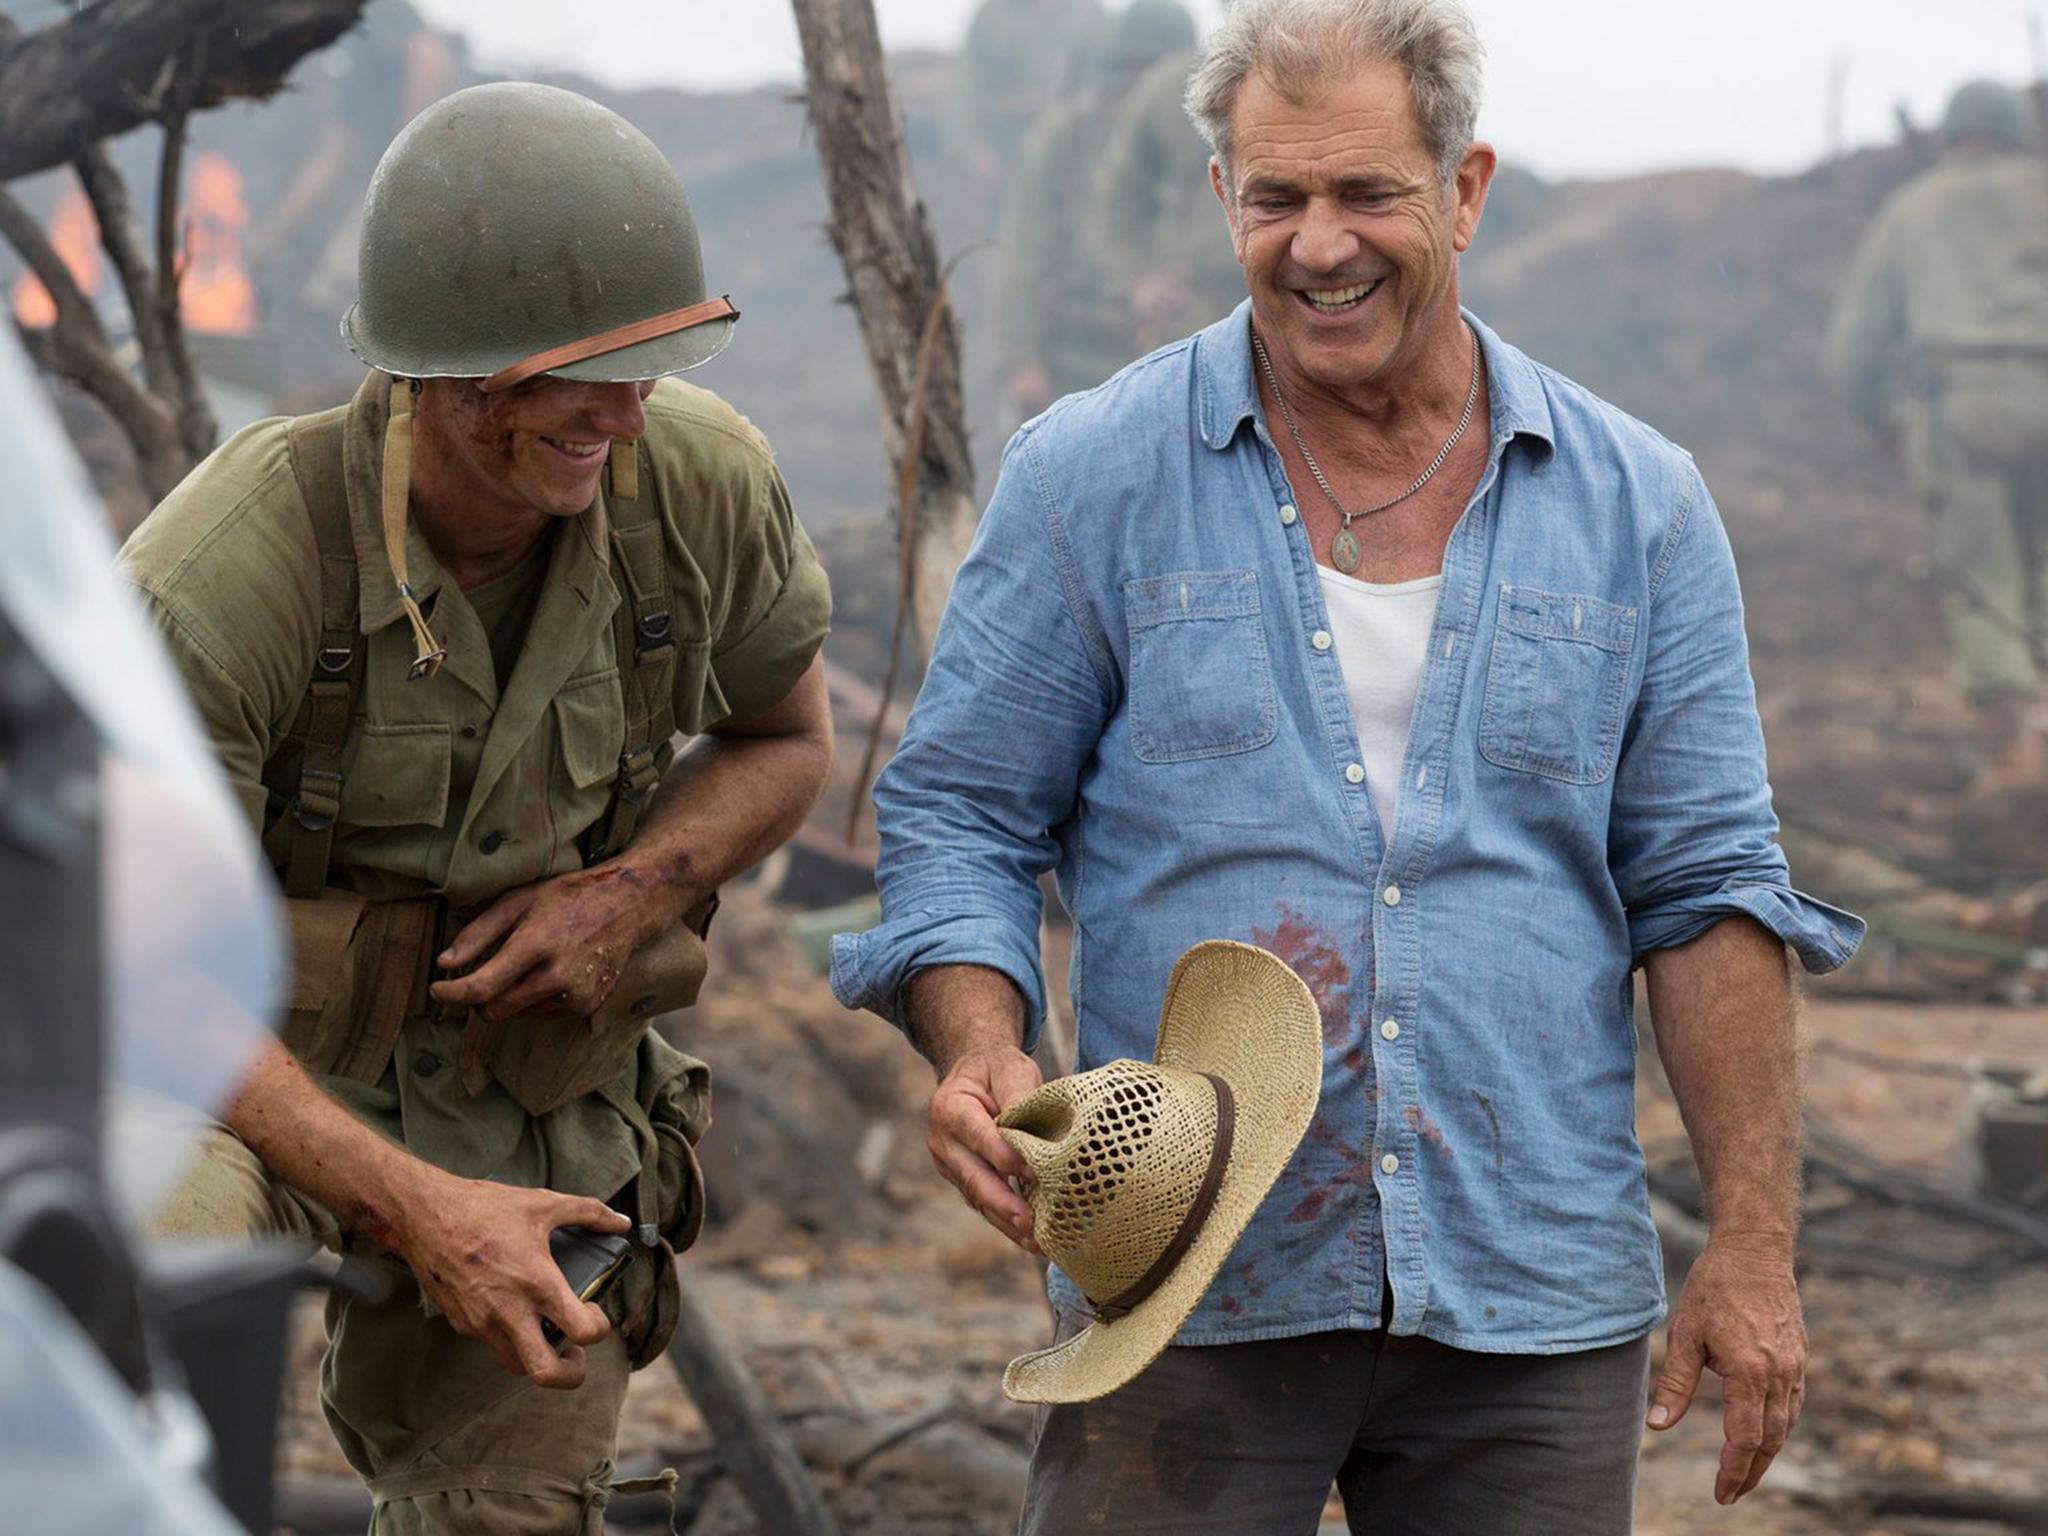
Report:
1479,584,1638,785
339,723,452,827
1122,569,1277,764
554,668,628,790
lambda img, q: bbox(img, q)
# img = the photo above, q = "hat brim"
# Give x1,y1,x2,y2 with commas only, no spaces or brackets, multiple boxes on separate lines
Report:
1002,940,1322,1405
340,307,736,383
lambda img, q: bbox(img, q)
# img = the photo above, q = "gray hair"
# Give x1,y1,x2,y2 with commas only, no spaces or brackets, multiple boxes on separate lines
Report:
1185,0,1485,187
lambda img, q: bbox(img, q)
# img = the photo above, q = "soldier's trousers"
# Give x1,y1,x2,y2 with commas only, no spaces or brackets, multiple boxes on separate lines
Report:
1906,362,2048,700
155,1127,643,1536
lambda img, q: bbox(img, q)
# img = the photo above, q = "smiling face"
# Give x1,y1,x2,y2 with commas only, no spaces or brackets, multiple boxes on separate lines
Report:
416,373,657,521
1214,57,1493,402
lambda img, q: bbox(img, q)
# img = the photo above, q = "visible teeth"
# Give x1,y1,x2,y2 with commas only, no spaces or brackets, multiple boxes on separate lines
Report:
1305,281,1377,309
545,437,605,455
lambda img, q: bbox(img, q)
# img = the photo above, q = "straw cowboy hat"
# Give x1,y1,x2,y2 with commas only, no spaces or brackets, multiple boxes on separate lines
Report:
996,940,1322,1404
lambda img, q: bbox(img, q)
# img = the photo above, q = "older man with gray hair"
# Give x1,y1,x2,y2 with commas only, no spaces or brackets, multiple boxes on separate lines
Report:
835,0,1861,1528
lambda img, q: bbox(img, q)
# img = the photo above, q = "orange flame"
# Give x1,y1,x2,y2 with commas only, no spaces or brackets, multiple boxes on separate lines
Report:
179,151,258,336
10,185,103,326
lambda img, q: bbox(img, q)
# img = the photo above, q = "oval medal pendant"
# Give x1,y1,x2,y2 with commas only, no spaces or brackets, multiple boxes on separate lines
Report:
1331,527,1363,574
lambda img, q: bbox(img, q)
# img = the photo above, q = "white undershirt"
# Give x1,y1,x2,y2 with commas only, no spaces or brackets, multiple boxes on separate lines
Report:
1316,566,1443,835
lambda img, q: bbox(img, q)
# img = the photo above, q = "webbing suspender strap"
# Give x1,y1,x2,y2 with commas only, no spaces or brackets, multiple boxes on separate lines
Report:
283,413,363,899
584,442,679,866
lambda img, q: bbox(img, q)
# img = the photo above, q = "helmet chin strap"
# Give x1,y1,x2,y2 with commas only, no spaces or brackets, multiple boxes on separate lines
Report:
381,379,448,681
607,437,638,501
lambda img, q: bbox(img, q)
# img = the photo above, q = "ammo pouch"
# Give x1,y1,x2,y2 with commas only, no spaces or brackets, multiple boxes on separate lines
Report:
606,1030,712,1369
280,889,439,1082
458,895,718,1118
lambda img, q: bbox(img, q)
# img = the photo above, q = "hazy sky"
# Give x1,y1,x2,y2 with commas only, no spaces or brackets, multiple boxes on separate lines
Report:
408,0,2039,180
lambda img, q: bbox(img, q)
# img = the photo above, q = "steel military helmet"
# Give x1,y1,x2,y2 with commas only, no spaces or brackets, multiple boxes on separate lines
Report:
342,82,735,390
1940,79,2033,150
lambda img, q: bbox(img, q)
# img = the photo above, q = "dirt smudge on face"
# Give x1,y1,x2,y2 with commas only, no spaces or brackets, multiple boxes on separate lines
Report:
1250,907,1354,1045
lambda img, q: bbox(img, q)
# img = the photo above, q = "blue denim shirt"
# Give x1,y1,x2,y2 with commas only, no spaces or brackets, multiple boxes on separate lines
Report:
834,302,1862,1354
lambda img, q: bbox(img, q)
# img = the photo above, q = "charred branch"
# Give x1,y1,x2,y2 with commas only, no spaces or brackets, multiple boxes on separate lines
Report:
0,1,351,493
72,145,174,401
0,182,187,497
0,0,366,183
151,43,219,460
665,1278,842,1536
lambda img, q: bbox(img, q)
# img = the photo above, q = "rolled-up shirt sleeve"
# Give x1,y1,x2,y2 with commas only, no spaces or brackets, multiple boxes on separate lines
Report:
1609,466,1865,974
832,429,1113,1047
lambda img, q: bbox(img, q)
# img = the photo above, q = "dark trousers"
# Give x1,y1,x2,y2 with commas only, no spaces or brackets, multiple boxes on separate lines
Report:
1019,1317,1651,1535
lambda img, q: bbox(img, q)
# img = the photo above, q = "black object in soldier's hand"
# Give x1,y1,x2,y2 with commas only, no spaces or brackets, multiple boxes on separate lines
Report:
541,1226,634,1349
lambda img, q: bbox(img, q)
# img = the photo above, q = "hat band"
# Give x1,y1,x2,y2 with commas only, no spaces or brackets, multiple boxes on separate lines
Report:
1088,1073,1236,1324
478,295,740,394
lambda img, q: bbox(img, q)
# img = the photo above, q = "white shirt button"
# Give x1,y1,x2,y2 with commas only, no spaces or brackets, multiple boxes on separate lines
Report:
1380,1153,1400,1175
1280,504,1298,525
1383,883,1402,906
1345,762,1366,784
1312,630,1332,651
1381,1019,1400,1041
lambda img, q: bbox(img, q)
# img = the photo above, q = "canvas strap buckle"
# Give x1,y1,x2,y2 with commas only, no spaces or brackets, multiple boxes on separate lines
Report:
315,644,354,676
292,768,343,831
634,609,675,660
615,745,660,808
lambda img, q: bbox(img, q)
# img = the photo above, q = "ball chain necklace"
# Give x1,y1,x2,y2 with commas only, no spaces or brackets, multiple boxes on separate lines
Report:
1252,321,1481,575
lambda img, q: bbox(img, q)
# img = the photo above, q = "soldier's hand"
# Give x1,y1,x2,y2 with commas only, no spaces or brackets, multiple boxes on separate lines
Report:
927,1046,1044,1254
431,865,678,1022
397,1172,631,1389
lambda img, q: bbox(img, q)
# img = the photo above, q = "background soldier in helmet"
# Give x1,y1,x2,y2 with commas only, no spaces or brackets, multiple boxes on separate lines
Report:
1087,39,1247,364
118,82,834,1534
1826,80,2048,791
990,0,1197,418
946,0,1109,184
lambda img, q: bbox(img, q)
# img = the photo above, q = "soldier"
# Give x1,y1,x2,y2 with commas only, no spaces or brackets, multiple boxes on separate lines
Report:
991,0,1197,418
1088,43,1247,362
1826,80,2048,790
946,0,1107,183
120,84,833,1533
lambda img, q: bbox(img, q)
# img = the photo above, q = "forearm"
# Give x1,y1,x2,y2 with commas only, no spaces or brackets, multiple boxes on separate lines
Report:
1644,915,1803,1250
905,964,1028,1077
219,1035,440,1249
605,661,833,925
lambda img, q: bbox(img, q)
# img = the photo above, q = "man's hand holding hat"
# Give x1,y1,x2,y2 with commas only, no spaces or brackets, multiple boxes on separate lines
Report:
909,964,1045,1254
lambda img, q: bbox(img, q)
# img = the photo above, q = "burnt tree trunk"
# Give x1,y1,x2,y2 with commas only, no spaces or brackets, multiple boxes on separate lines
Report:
791,0,978,660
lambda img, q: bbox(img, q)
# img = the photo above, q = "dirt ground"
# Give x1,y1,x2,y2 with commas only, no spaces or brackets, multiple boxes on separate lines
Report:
269,894,2048,1535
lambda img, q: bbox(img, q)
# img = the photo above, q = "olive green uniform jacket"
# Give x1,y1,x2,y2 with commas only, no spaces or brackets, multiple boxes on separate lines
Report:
120,371,830,1533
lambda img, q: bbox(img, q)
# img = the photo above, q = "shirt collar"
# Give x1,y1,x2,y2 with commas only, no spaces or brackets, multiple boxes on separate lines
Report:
1197,298,1558,465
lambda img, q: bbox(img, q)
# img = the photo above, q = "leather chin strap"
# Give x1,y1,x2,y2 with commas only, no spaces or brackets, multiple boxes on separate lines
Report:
1088,1073,1237,1325
478,296,739,395
380,380,447,682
